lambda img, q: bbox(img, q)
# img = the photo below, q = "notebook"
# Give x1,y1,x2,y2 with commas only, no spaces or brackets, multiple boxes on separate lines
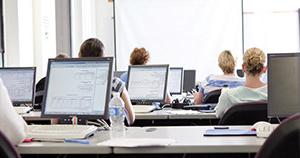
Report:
26,125,97,140
203,129,256,136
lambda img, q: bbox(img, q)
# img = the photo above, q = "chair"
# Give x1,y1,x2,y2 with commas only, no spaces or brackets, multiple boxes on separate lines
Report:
218,101,268,125
202,89,222,104
236,69,244,78
255,113,300,158
0,130,21,158
34,77,46,109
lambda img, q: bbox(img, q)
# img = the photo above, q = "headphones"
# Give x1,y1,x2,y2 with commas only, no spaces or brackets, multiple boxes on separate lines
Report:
171,98,192,109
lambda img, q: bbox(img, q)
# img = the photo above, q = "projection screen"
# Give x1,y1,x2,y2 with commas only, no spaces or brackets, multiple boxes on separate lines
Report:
115,0,243,80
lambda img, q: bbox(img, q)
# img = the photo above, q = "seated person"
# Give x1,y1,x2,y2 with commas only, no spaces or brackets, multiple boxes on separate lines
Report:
120,47,172,104
120,47,150,83
194,50,244,104
35,53,69,106
215,47,267,118
0,79,27,145
78,38,135,125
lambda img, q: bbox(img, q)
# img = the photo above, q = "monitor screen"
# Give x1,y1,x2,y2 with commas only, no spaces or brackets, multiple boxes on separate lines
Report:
42,57,113,119
0,67,36,104
127,65,169,103
168,67,183,94
183,69,196,92
268,53,300,118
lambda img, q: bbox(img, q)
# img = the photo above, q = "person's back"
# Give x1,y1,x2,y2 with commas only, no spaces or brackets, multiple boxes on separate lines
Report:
120,48,150,84
194,50,243,104
215,47,267,118
0,79,27,145
79,38,135,125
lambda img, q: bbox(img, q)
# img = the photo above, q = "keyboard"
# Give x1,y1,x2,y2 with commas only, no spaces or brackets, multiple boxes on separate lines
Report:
26,125,97,140
133,105,157,113
183,103,217,110
14,106,32,114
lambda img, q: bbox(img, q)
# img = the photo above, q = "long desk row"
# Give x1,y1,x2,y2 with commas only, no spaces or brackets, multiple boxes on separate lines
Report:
17,126,265,155
22,108,217,121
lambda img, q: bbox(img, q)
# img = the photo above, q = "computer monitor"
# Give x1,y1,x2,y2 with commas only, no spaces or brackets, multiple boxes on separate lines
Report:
168,67,183,95
183,69,196,92
268,53,300,118
126,65,169,104
113,71,125,78
0,67,36,105
42,57,113,120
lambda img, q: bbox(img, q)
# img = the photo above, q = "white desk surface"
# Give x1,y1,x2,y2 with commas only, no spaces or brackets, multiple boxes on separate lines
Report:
17,130,112,154
23,109,217,121
113,126,265,154
18,126,265,154
22,111,51,121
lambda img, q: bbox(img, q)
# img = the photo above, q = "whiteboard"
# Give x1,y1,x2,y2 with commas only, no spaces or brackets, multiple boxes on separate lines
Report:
115,0,243,81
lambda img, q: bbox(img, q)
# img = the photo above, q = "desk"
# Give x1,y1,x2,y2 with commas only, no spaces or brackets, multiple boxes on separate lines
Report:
18,126,265,155
23,109,218,126
113,126,264,154
17,130,112,154
23,109,216,121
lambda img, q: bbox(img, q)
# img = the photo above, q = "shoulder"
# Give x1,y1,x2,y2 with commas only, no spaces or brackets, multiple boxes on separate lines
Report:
112,77,125,93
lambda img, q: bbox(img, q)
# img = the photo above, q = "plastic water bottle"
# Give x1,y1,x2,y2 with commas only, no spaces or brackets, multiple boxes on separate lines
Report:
109,92,125,136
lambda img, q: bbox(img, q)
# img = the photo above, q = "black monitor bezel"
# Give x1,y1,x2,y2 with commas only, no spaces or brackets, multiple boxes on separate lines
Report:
169,67,184,95
267,52,300,118
126,64,169,104
183,69,196,92
41,57,113,120
0,67,36,105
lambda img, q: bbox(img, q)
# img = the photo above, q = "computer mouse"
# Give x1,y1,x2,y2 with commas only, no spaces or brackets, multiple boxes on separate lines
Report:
145,128,157,132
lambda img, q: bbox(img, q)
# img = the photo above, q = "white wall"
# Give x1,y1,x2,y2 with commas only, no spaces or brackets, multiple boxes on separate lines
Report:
71,0,114,57
3,0,56,80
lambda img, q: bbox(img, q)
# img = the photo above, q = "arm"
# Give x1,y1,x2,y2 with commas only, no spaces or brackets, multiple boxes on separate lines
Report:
121,88,135,125
215,89,230,118
193,92,203,104
0,80,27,145
164,92,172,104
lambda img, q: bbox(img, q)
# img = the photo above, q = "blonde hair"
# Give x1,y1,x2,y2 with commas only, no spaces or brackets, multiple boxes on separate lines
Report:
243,47,266,76
218,50,235,74
130,48,150,65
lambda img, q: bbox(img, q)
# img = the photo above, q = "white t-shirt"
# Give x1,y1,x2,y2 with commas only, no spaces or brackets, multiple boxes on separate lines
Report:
0,79,27,145
215,85,268,118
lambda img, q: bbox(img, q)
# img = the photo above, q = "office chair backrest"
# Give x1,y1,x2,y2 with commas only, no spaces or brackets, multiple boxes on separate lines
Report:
34,77,46,109
0,130,21,158
255,113,300,158
203,89,222,104
236,69,244,78
218,101,268,125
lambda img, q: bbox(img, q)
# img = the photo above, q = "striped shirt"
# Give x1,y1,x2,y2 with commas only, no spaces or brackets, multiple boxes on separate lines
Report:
112,77,125,96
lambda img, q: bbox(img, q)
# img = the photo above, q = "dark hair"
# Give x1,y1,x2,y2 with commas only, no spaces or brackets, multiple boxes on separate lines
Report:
78,38,104,57
55,53,69,59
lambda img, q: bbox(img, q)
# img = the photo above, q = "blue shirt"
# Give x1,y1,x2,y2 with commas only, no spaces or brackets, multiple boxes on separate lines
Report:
120,72,128,84
199,74,244,96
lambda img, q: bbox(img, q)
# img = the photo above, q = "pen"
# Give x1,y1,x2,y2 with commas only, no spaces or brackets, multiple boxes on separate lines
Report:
214,126,229,129
64,139,90,144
